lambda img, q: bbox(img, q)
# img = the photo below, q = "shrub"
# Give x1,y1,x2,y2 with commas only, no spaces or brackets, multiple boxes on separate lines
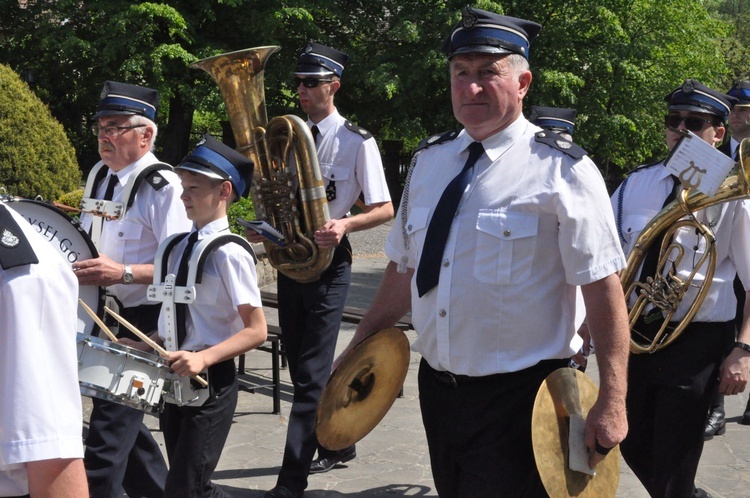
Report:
0,64,80,200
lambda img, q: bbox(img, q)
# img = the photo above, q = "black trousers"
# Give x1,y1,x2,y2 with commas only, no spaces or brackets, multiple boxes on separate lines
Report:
275,242,352,492
418,358,567,498
84,304,168,498
160,360,237,498
621,321,735,498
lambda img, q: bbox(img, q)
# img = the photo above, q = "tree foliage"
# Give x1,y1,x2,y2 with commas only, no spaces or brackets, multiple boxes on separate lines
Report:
0,0,746,189
0,63,80,199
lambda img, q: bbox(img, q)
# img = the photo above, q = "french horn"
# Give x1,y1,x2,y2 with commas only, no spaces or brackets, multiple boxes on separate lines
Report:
191,47,333,283
621,138,750,354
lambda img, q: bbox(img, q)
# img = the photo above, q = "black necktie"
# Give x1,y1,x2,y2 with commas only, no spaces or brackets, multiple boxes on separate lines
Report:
638,175,679,284
102,174,118,201
416,141,484,297
175,231,199,348
313,125,337,201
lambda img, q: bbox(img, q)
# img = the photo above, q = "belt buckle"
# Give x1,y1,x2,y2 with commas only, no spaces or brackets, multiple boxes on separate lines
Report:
437,370,458,389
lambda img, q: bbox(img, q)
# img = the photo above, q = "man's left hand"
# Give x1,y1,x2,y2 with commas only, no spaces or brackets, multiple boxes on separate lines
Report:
718,347,750,395
585,397,628,468
314,219,347,248
72,254,126,286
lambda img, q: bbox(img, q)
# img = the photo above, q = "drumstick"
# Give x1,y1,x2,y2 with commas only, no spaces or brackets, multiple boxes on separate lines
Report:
103,306,209,387
78,299,119,343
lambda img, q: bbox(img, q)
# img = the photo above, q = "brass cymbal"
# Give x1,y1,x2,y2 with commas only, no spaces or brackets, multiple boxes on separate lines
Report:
532,368,620,498
316,327,410,451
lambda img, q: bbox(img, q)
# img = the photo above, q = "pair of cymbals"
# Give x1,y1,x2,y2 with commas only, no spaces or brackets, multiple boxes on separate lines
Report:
532,368,620,498
316,327,410,451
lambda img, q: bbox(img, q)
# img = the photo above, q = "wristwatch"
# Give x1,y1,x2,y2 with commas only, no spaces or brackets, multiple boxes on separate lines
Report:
122,264,134,285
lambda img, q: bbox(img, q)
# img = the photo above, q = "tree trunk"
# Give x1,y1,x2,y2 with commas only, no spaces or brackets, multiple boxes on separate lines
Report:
160,90,194,166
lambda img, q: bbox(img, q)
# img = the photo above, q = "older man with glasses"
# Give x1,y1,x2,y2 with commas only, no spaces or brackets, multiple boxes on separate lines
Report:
73,80,191,498
246,42,393,498
612,79,750,498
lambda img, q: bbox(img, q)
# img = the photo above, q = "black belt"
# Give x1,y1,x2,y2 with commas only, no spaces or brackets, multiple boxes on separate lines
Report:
424,358,568,389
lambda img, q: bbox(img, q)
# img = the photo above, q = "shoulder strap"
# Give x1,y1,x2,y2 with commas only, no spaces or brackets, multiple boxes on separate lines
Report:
187,233,257,285
0,205,39,269
156,232,191,284
534,131,587,160
344,120,373,140
124,162,173,209
415,129,461,152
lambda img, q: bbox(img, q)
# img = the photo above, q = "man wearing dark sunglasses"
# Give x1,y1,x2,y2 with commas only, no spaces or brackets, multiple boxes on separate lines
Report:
251,41,394,498
704,81,750,440
612,79,750,498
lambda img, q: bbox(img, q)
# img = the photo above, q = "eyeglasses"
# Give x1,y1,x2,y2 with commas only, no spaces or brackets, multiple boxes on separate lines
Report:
293,77,334,88
664,115,717,132
91,124,146,137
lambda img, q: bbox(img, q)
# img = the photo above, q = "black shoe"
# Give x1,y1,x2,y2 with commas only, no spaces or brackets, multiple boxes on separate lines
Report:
309,446,357,474
264,485,303,498
741,411,750,425
693,488,713,498
704,407,726,440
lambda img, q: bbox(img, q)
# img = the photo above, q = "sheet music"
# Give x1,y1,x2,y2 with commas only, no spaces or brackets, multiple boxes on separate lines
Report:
664,131,736,197
237,218,286,246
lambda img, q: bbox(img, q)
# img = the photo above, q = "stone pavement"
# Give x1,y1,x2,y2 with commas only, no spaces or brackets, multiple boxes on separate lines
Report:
92,231,750,497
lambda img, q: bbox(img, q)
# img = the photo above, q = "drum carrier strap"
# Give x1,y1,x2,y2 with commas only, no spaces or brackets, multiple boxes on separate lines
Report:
147,231,255,407
81,162,172,249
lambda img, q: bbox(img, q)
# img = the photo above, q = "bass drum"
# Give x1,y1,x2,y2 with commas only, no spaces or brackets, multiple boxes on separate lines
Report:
3,197,102,335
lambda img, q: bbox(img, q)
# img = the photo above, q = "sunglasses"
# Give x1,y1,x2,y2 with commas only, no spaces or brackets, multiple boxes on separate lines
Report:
664,115,717,132
293,77,334,88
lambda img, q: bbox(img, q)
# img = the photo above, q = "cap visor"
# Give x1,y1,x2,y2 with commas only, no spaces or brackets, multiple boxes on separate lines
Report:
92,110,137,120
449,46,512,58
175,163,226,181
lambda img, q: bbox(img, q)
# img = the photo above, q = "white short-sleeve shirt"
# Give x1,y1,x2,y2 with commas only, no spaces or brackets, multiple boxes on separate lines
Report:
157,217,262,351
387,116,626,376
611,161,750,322
80,152,192,307
0,204,83,496
309,109,391,218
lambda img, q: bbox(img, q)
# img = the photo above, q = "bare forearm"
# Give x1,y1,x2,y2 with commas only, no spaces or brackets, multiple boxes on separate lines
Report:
28,458,88,497
354,262,412,344
342,201,394,234
581,275,630,403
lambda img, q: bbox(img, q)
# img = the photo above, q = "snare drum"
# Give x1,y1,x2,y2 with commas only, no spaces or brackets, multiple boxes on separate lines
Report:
3,197,102,335
76,333,171,413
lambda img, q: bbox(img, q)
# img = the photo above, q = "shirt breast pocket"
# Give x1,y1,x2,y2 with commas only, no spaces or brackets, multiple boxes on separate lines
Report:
406,207,431,263
621,214,651,245
320,164,351,183
474,210,539,285
108,220,143,262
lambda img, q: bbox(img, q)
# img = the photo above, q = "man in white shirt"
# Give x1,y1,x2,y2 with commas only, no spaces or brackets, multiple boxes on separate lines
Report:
0,203,88,498
338,6,630,497
73,81,191,497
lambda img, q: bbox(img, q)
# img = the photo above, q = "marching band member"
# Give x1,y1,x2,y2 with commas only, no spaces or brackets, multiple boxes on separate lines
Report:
246,41,393,498
123,134,267,497
0,202,88,497
612,80,750,498
73,81,191,497
338,6,630,497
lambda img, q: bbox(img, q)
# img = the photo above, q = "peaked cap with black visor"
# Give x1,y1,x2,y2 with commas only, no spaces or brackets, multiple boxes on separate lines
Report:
92,81,159,121
176,134,254,202
294,41,350,78
728,81,750,108
530,106,577,136
665,79,737,123
441,5,542,60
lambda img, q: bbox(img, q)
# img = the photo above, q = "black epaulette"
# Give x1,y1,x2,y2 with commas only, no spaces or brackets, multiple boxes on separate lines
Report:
534,131,587,160
0,205,39,269
344,121,373,140
144,167,171,192
416,129,461,152
626,159,665,176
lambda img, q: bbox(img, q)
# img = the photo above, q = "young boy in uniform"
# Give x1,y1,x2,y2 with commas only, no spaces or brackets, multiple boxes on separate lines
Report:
125,134,267,496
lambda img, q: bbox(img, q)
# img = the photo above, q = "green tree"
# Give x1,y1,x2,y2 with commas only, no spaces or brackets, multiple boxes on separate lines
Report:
0,63,80,199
